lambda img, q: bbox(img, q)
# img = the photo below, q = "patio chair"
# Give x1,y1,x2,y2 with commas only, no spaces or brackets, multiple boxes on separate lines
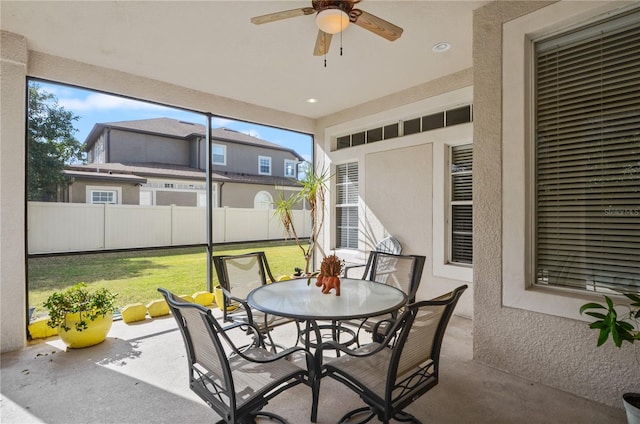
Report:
343,236,402,278
213,251,299,351
158,288,314,424
312,285,468,423
342,252,426,345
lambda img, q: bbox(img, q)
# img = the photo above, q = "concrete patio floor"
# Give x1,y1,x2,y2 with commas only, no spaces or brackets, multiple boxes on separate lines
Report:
1,310,627,424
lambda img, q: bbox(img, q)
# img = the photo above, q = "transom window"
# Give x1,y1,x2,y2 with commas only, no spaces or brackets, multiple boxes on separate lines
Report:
533,9,640,294
258,156,271,175
336,162,359,249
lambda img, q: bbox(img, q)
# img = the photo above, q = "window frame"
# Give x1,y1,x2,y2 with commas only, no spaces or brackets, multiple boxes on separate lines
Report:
335,162,359,250
433,141,473,282
501,1,636,321
212,143,226,165
284,159,297,178
86,186,121,205
449,144,473,266
532,10,640,295
254,190,274,209
258,155,272,175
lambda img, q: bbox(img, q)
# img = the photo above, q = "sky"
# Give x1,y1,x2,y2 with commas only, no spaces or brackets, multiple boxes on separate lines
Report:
33,80,313,163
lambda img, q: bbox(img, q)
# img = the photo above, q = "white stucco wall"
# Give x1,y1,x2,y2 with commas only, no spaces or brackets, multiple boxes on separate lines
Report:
317,79,475,319
0,31,28,352
473,1,640,409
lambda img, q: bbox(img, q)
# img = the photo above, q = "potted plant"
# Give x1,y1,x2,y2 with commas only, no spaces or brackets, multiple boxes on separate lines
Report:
273,162,331,275
43,283,118,349
315,254,344,296
580,292,640,423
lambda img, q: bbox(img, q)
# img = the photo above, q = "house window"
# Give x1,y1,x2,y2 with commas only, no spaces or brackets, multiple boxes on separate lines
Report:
258,156,271,175
90,190,117,204
254,191,273,209
94,138,105,164
212,144,226,165
336,162,358,249
450,144,473,265
284,159,297,178
533,9,640,294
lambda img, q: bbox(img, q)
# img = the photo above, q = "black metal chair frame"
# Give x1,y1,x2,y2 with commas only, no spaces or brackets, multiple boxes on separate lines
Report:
213,251,299,351
345,252,426,346
159,288,315,424
312,285,468,424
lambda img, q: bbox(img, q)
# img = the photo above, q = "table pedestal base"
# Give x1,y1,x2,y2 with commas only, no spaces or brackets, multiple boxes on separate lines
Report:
298,321,356,352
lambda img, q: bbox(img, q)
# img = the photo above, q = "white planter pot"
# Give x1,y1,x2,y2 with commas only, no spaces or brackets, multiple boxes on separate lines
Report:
624,393,640,424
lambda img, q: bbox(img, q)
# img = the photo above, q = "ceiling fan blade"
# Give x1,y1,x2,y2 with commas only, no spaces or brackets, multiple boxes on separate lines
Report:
251,7,315,25
313,30,332,56
353,9,403,41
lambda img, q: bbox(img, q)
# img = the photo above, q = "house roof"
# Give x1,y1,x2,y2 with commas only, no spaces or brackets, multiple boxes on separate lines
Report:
63,169,147,184
84,117,304,161
65,162,301,187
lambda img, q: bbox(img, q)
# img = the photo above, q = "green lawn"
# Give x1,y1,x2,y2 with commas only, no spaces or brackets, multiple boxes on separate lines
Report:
28,242,308,320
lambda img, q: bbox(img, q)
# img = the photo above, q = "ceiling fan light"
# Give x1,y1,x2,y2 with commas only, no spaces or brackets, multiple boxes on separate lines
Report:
316,9,349,34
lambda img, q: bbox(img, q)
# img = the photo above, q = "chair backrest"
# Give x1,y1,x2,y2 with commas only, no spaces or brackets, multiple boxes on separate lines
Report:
157,288,238,421
375,236,402,255
386,285,467,411
363,252,426,302
213,251,275,300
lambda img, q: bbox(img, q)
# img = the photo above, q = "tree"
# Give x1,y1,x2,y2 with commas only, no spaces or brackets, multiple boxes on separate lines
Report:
27,84,84,201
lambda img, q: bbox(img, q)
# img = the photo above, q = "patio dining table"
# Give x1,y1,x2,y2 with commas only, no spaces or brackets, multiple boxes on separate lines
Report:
247,277,408,350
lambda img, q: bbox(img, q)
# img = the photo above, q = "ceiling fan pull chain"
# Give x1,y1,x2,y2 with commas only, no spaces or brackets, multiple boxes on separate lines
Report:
324,32,328,67
340,12,344,56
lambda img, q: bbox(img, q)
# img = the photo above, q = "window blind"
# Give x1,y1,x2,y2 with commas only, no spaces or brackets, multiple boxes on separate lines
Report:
451,145,473,264
336,163,359,249
535,10,640,293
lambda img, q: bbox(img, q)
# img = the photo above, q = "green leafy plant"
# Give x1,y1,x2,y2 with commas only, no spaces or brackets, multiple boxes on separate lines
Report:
273,162,331,275
580,293,640,347
43,283,117,332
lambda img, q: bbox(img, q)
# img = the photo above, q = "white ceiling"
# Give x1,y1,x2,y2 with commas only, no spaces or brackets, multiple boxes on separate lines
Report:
1,0,487,119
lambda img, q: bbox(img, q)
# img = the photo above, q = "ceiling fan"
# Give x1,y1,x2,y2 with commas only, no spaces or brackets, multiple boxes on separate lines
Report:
250,0,403,56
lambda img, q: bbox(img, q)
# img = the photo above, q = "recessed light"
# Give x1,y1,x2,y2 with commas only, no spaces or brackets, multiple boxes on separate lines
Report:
306,98,318,103
432,42,451,53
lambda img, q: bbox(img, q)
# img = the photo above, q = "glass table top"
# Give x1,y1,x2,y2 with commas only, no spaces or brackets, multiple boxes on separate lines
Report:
247,277,407,320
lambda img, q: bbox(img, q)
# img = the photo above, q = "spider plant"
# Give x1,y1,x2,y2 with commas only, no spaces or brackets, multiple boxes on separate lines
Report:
273,162,331,275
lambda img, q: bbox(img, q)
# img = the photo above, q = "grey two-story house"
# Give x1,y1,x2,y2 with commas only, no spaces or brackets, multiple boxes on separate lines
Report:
63,118,305,208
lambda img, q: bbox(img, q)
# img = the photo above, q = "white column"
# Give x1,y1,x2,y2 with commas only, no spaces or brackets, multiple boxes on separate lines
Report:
0,30,28,352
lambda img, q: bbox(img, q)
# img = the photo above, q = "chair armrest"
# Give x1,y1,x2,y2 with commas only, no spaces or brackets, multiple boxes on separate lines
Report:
219,321,313,370
220,287,254,323
315,339,387,361
371,318,397,343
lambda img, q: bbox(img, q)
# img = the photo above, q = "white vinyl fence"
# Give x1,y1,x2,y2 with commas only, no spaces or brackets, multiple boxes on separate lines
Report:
27,202,311,255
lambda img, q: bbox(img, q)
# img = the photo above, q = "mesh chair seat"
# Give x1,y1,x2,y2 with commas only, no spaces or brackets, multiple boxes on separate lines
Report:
226,348,306,407
322,342,391,398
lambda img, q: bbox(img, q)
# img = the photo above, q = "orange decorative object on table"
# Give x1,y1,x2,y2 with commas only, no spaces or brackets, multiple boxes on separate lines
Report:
316,254,344,296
